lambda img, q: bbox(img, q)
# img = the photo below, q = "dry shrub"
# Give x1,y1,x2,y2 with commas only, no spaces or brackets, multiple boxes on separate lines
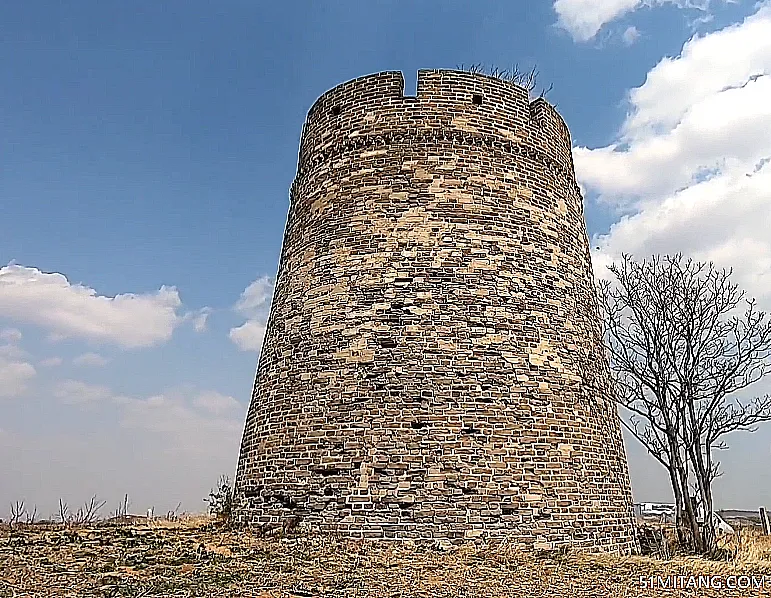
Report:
204,475,234,524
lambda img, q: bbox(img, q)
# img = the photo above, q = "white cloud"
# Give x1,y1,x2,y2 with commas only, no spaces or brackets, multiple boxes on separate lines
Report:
555,0,641,41
229,319,268,352
592,163,771,295
622,25,641,45
0,265,188,348
0,356,36,398
0,328,27,361
39,357,63,367
193,390,241,415
234,277,273,313
554,0,727,42
575,72,771,201
190,308,211,333
72,352,110,367
623,7,771,138
1,384,245,517
581,3,771,307
0,328,22,342
118,389,244,456
49,382,245,455
54,379,113,405
48,380,244,477
229,276,273,352
0,344,28,360
0,321,34,398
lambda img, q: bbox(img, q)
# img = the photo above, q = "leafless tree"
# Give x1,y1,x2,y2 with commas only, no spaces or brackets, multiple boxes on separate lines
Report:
166,501,182,521
24,505,37,525
9,501,26,527
598,254,771,554
112,494,130,519
72,495,106,526
58,498,70,525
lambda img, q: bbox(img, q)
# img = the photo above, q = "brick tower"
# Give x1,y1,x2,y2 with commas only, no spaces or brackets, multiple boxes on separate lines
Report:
234,70,637,553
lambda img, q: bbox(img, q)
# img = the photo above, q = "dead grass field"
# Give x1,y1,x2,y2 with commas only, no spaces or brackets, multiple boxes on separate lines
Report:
3,517,771,597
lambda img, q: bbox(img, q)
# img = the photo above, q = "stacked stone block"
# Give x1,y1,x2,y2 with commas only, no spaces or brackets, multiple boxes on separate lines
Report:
234,70,637,553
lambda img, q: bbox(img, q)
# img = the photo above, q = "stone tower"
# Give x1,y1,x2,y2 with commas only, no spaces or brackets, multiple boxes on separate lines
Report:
234,70,636,553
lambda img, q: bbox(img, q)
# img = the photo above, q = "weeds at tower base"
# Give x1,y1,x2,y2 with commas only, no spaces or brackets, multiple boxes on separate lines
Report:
3,518,771,597
204,475,234,524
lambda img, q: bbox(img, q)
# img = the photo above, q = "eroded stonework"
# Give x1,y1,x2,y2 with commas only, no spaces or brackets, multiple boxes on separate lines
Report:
234,70,637,553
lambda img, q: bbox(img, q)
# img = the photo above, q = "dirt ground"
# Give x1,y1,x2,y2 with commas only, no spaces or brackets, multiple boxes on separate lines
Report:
3,518,771,597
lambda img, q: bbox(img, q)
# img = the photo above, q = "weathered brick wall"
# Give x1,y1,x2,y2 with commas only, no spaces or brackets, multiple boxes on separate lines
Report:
234,70,637,553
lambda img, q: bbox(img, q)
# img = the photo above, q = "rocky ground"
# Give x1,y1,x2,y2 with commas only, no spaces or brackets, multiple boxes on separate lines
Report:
3,518,771,597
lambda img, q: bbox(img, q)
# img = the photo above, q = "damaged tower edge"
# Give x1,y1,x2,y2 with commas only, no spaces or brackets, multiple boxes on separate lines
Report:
233,70,638,553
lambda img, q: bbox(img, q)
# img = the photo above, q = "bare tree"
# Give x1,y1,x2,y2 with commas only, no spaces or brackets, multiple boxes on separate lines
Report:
9,501,26,527
24,505,37,525
166,501,182,522
58,498,70,525
72,495,106,526
112,494,130,520
598,254,771,554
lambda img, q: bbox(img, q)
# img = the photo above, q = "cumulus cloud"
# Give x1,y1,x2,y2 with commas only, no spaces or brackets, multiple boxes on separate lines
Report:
0,343,28,361
193,390,242,415
229,319,268,352
579,3,771,307
39,357,63,367
54,379,114,405
0,329,35,397
189,308,211,333
554,0,725,42
234,277,273,313
0,328,22,343
0,356,36,398
72,352,110,367
622,25,641,45
229,276,273,352
0,265,190,348
554,0,641,41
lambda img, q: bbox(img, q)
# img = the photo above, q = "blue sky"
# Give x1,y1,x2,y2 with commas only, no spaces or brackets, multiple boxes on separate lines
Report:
2,0,771,517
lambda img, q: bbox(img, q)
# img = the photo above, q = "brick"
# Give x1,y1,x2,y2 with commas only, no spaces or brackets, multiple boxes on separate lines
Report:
233,70,637,554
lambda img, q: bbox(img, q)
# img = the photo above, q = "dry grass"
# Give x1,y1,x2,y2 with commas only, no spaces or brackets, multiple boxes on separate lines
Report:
3,518,771,597
722,527,771,564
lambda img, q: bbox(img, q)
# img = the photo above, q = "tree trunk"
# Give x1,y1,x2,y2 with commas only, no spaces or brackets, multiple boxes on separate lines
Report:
667,462,688,546
677,463,704,552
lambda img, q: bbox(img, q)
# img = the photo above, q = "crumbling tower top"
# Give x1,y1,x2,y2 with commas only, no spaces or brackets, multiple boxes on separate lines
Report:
299,70,574,177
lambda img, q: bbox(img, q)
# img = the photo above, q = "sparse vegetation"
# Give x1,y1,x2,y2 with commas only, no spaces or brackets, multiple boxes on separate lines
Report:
4,491,771,596
457,62,554,99
71,495,107,526
166,501,182,521
111,493,130,520
2,517,771,597
203,475,234,524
